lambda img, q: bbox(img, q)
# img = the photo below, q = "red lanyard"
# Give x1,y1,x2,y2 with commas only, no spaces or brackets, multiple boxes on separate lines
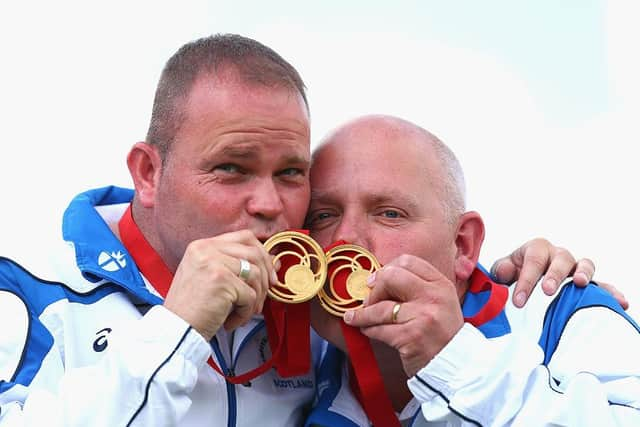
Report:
464,268,508,327
323,241,400,427
343,323,401,427
327,245,508,427
263,231,314,378
117,205,303,384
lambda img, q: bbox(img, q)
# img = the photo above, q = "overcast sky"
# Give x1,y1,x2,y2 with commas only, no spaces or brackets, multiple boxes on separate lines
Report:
1,0,638,317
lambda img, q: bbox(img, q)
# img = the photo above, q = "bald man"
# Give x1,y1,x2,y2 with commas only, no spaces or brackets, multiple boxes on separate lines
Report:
305,115,640,426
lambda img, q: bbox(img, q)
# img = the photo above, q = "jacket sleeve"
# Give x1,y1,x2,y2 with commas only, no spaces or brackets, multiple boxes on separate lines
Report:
407,307,640,426
0,290,211,427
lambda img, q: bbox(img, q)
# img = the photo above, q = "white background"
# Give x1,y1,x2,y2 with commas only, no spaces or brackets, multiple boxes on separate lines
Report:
1,1,638,318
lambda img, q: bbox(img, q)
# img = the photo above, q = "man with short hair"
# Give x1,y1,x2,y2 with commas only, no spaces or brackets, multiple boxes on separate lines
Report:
1,33,316,427
305,114,640,426
0,35,606,426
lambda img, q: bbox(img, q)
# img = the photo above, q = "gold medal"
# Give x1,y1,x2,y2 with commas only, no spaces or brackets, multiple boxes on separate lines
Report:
263,231,327,303
318,244,381,317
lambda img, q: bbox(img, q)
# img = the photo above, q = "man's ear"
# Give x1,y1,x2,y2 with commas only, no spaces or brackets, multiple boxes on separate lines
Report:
127,142,162,208
454,211,485,283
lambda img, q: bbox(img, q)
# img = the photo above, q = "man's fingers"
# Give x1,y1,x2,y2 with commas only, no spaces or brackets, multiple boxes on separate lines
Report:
238,252,269,314
365,266,417,305
344,300,404,328
534,247,576,294
237,258,268,313
215,242,272,314
594,280,629,310
571,258,596,286
213,229,276,300
220,252,266,314
365,255,444,305
217,229,275,281
512,248,550,307
494,238,602,309
490,257,519,285
223,281,259,331
539,252,595,293
491,240,531,285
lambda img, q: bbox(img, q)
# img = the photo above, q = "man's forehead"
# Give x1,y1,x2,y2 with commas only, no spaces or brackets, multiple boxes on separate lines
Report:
196,69,308,111
315,127,431,161
310,182,420,209
181,73,310,140
218,139,310,160
312,138,430,179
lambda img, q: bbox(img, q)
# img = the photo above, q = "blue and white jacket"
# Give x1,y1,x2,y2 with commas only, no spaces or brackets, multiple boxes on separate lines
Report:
0,186,321,427
307,274,640,426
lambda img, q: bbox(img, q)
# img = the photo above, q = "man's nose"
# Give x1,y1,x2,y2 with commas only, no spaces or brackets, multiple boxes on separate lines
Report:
331,213,367,247
246,178,284,220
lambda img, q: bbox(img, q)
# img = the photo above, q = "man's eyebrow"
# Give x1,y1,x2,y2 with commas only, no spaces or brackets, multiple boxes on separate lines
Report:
369,193,420,211
310,189,420,211
218,144,310,169
309,188,337,202
283,154,311,165
220,144,259,159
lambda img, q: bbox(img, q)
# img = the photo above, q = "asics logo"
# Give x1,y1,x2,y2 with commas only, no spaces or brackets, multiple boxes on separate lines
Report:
98,251,126,272
93,327,112,352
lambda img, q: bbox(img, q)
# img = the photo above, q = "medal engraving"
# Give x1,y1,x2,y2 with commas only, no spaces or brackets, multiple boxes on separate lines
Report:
264,231,327,303
284,264,315,294
346,269,370,300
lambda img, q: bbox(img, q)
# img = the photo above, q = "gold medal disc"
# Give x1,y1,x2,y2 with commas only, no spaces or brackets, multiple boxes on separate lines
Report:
263,231,327,303
319,244,381,317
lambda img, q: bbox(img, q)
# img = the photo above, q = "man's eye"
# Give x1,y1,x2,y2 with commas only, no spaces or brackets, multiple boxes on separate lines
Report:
278,168,305,177
382,210,400,218
305,211,334,228
215,164,242,174
315,212,332,221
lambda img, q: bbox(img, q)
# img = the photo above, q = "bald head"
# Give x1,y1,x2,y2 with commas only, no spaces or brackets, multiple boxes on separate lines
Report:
315,115,426,151
312,114,466,224
307,115,485,355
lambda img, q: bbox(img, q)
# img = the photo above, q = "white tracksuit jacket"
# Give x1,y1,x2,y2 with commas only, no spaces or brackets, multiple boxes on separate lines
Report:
306,269,640,426
0,186,322,427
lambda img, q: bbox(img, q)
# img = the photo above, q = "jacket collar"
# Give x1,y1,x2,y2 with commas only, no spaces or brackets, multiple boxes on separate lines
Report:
62,186,162,304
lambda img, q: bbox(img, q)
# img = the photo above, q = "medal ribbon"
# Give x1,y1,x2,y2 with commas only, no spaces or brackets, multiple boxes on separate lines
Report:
324,240,401,427
464,268,508,327
263,230,313,377
118,205,293,384
343,323,401,427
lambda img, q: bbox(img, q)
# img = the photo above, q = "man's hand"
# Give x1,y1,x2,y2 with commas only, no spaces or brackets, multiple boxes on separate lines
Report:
343,255,463,377
163,230,277,341
490,238,627,309
591,280,629,310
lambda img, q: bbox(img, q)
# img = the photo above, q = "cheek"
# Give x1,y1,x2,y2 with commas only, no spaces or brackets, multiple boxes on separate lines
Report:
282,186,310,228
202,188,248,222
371,234,415,265
169,180,242,229
155,173,190,220
159,168,205,207
309,228,335,248
373,230,439,266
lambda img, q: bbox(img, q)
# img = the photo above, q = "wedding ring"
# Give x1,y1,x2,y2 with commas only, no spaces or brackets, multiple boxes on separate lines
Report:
238,259,251,282
391,303,401,324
